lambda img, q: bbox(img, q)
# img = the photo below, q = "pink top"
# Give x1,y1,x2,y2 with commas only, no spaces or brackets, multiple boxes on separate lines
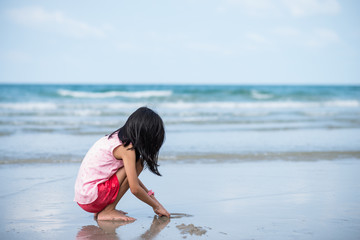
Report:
74,133,124,204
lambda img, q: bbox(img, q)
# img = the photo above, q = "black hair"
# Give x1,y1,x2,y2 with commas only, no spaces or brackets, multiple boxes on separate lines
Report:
109,107,165,176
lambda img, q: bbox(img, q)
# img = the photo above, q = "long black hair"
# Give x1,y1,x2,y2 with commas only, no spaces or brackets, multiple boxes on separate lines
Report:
109,107,165,176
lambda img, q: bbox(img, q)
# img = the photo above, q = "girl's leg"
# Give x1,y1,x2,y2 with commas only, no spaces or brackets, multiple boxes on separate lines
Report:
97,161,143,221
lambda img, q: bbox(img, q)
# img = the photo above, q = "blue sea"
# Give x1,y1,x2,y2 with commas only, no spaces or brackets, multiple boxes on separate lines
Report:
0,84,359,164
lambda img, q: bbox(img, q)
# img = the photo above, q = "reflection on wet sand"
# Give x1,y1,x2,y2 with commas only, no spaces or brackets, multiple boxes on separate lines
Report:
75,216,170,240
139,216,170,239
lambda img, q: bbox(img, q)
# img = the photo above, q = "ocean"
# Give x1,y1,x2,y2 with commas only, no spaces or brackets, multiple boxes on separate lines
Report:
0,84,359,164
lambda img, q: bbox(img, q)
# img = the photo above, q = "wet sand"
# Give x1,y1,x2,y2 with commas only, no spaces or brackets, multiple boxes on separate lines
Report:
1,159,360,239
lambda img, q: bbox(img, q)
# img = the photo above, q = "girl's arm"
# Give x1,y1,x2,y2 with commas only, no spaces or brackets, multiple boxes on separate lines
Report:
138,182,169,217
138,178,166,211
118,144,170,217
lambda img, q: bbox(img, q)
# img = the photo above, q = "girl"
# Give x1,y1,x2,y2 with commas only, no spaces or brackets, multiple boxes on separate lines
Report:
74,107,170,221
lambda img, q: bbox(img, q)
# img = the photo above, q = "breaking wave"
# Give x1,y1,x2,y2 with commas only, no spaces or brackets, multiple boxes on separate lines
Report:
57,89,172,98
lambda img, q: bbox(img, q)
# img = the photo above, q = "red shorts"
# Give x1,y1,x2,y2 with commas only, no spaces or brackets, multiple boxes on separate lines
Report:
77,174,120,213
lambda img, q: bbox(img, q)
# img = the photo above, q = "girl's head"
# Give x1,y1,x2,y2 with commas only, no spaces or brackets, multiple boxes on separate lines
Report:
111,107,165,176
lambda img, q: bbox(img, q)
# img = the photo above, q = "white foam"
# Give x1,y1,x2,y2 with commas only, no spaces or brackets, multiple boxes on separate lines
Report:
1,100,358,116
0,102,57,110
158,100,360,109
323,100,360,107
57,89,172,98
250,90,274,100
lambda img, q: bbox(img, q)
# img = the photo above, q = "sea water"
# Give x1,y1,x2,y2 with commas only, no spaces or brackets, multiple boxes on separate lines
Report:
0,84,359,163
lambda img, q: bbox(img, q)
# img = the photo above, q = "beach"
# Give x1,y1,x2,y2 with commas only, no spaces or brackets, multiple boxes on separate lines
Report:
2,0,360,235
1,84,360,164
0,84,360,239
1,160,360,239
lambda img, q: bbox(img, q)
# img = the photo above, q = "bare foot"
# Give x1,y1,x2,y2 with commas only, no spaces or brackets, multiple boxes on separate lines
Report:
94,210,127,219
97,209,136,221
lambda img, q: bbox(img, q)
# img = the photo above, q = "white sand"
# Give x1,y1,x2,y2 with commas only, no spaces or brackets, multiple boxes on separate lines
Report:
0,159,360,239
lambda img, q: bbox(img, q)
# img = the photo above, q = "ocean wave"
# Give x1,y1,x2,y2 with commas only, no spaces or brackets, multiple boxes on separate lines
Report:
159,100,360,109
250,90,274,100
57,89,172,98
0,100,359,112
0,102,57,110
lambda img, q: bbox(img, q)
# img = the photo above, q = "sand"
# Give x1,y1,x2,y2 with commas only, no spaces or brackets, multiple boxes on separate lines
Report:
1,159,360,239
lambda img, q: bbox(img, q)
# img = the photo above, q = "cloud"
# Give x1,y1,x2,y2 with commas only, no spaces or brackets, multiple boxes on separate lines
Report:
115,42,141,53
7,6,106,38
282,0,341,17
306,28,340,47
224,0,340,17
226,0,279,16
245,33,268,44
273,27,301,37
273,27,340,47
186,42,233,55
228,0,274,10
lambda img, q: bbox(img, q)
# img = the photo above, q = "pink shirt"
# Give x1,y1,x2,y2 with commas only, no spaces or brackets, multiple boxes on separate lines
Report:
74,133,124,204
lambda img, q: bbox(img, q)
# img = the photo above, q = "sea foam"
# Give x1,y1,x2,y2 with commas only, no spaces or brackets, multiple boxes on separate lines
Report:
159,100,360,109
250,90,274,100
0,102,57,110
1,100,358,113
57,89,172,98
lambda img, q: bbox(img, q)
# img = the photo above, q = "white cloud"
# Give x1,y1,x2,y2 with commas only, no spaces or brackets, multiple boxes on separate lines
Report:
306,28,340,47
228,0,274,10
273,27,301,37
282,0,340,17
116,42,140,53
272,27,340,47
224,0,340,17
186,42,233,55
7,6,106,38
226,0,279,16
245,33,268,44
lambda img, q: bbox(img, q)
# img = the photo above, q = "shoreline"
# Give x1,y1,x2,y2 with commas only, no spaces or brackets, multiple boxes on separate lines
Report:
1,150,359,165
1,159,360,239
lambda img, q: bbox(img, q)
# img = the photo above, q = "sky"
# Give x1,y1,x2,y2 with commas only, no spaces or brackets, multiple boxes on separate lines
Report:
0,0,359,85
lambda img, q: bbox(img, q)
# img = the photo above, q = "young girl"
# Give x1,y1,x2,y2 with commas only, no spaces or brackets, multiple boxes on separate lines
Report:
74,107,170,221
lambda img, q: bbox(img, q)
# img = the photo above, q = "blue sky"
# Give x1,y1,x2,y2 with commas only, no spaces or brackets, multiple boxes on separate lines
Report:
1,0,359,85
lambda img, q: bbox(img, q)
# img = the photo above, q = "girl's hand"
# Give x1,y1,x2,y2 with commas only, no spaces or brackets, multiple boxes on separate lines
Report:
154,206,170,218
